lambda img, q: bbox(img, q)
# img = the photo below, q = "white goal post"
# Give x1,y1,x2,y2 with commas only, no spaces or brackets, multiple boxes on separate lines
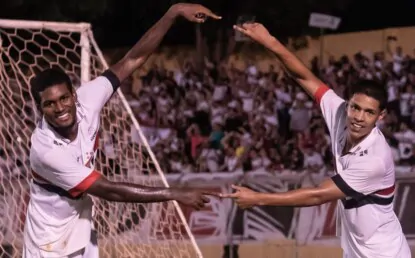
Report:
0,18,202,258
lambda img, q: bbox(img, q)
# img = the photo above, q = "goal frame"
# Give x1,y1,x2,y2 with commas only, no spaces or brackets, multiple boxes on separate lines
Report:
0,18,202,257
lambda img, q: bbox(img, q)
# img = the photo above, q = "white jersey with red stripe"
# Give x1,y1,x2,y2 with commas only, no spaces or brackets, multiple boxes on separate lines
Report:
314,86,411,258
24,71,119,257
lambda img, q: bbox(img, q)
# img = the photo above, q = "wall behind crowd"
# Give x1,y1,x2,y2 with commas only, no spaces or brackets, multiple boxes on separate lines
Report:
104,26,415,73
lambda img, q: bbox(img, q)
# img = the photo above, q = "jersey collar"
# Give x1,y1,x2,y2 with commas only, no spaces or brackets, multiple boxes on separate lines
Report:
347,127,379,155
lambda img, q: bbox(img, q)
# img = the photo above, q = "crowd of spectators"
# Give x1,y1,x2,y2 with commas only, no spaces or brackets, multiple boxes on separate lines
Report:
123,45,415,174
1,43,415,178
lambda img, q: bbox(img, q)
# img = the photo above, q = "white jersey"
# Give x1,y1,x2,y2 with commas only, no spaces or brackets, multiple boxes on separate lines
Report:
24,71,119,257
314,86,411,258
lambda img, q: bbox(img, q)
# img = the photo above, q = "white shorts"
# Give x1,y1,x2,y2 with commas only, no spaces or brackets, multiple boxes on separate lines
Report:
22,231,99,258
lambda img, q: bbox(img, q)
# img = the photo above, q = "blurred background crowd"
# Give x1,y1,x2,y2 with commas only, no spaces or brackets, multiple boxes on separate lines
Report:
1,0,415,177
119,44,415,174
1,36,415,179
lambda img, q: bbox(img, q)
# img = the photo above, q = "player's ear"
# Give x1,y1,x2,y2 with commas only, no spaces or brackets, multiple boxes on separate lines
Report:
71,86,77,102
36,103,43,114
377,109,387,121
344,101,349,110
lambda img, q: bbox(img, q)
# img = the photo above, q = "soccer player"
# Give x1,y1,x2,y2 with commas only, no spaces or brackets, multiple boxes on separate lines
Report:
222,23,411,258
23,4,221,258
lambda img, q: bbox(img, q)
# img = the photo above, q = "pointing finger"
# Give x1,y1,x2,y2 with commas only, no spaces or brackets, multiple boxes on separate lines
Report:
220,192,239,198
206,12,222,20
233,25,251,37
233,25,246,33
202,191,221,197
198,7,222,20
196,10,221,20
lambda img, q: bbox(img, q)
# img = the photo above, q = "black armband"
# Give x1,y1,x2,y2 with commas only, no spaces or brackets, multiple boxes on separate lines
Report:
102,69,121,92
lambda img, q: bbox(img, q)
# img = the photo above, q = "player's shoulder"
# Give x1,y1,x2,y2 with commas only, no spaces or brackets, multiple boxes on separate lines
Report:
75,71,116,112
368,128,394,162
75,76,108,101
75,75,111,92
319,87,346,105
353,128,394,172
31,126,58,151
75,70,117,98
30,126,69,165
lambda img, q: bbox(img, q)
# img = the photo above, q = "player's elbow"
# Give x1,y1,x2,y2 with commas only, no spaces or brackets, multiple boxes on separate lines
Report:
305,189,332,206
304,178,345,206
100,191,125,202
312,195,329,206
85,177,124,202
110,56,148,83
303,194,326,206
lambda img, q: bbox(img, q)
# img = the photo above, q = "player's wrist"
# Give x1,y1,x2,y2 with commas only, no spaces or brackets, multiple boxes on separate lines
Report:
166,5,180,20
169,187,184,201
255,192,267,206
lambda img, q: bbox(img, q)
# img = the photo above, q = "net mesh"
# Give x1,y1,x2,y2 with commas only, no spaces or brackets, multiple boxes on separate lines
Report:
0,21,198,258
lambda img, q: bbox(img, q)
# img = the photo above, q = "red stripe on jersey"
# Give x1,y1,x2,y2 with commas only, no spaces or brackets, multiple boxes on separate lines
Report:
68,170,101,197
314,85,330,104
375,184,395,196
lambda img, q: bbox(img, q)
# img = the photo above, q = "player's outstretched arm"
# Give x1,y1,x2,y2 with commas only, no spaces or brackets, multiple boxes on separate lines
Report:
233,23,323,98
221,178,345,209
110,3,221,83
86,176,218,210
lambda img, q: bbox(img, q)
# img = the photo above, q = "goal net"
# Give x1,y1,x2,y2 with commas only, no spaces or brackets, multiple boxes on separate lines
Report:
0,19,201,258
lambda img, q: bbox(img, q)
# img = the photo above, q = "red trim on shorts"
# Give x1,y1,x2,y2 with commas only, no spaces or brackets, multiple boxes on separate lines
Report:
314,85,330,104
375,184,395,196
68,170,101,197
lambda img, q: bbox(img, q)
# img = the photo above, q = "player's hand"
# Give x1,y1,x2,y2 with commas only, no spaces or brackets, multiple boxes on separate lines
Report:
221,185,260,209
169,3,222,23
233,23,274,46
174,189,220,210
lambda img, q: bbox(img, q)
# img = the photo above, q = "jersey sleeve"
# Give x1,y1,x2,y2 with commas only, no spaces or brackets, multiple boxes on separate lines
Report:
33,149,101,198
76,69,121,112
314,85,346,135
331,157,386,197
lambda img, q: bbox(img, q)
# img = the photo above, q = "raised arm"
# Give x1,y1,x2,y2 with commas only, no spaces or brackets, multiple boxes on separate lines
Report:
233,23,323,98
110,3,221,83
